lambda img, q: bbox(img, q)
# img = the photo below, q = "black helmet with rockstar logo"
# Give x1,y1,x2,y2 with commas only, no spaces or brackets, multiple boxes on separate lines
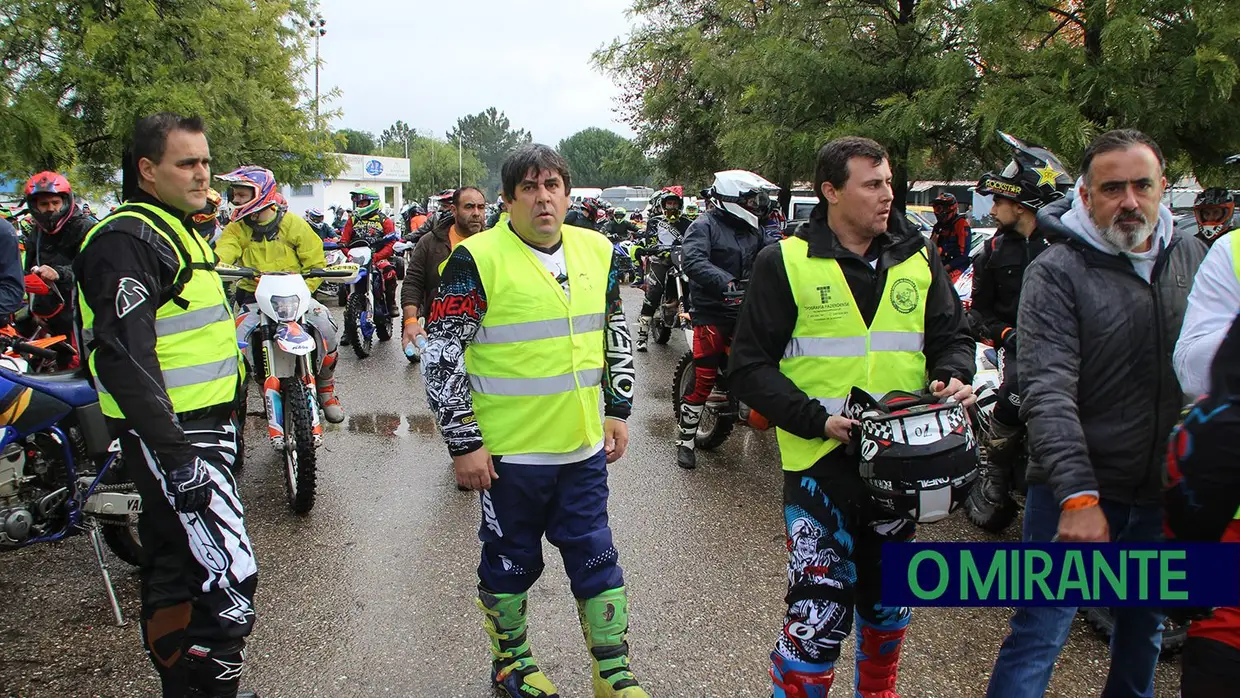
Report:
976,131,1073,211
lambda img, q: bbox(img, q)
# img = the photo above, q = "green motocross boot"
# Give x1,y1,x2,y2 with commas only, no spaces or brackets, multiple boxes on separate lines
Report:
477,587,560,698
577,587,650,698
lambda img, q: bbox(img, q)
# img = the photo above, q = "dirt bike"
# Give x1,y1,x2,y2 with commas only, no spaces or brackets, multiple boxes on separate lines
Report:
644,242,686,347
218,262,358,514
0,334,143,625
342,235,398,359
671,283,770,449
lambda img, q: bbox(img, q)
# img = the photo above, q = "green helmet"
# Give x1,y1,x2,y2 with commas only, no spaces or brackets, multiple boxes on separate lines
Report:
350,186,382,218
613,207,627,221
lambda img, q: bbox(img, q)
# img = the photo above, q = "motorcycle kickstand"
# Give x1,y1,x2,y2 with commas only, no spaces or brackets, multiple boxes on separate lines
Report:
86,518,126,626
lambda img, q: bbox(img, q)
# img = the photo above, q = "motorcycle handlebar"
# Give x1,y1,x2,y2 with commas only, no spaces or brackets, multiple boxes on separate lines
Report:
215,264,258,280
2,336,58,360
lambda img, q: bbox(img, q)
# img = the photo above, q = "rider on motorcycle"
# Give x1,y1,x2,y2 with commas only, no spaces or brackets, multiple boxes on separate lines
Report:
564,197,603,231
215,166,346,424
601,207,640,242
305,207,336,240
342,186,401,319
968,133,1073,518
188,187,222,244
1193,187,1235,247
675,170,779,469
22,171,97,367
930,192,973,279
634,194,692,351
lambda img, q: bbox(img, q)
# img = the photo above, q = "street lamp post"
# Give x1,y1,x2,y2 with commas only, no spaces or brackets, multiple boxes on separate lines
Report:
309,13,327,133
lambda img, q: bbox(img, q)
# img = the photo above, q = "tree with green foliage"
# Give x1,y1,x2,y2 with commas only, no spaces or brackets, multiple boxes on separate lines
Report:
336,128,378,155
447,108,533,195
972,0,1240,186
0,0,340,191
557,127,654,187
378,120,415,152
598,0,981,211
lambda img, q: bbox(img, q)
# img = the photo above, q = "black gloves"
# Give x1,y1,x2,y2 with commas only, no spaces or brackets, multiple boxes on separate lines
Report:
165,457,214,513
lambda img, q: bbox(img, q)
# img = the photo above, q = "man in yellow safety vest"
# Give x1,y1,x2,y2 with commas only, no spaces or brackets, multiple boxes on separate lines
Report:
421,144,645,698
74,113,258,698
728,136,977,697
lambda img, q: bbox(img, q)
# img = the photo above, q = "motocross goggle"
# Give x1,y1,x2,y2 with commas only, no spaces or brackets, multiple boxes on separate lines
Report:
717,188,774,216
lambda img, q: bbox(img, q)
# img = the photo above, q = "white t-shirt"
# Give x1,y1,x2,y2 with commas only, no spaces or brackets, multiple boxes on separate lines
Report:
526,242,570,298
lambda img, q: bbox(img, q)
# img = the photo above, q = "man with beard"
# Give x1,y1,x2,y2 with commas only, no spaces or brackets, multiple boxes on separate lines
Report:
965,133,1072,527
985,129,1206,697
401,186,487,356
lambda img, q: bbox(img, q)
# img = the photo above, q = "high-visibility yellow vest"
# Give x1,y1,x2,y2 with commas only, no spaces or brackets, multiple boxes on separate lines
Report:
776,235,931,471
459,223,612,455
78,202,244,418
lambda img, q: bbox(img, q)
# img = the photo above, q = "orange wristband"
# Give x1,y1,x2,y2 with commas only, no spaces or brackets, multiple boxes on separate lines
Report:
403,317,421,327
1061,494,1100,512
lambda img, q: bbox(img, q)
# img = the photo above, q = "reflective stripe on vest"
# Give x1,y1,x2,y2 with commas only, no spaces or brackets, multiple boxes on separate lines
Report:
775,235,931,472
78,203,244,418
461,224,613,455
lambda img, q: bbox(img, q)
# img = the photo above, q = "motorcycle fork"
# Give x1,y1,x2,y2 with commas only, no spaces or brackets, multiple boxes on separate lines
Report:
261,339,285,449
302,355,323,445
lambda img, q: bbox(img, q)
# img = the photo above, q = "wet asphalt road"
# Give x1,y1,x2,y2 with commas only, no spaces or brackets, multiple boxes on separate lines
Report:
0,286,1181,697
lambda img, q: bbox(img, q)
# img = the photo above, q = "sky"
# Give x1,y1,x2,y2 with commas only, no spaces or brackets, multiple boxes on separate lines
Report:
313,0,639,148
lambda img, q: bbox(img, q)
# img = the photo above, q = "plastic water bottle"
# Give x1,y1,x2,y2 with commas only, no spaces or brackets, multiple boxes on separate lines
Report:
405,334,427,359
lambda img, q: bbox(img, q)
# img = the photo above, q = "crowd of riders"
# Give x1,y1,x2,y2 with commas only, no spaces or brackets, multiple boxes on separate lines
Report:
3,114,1239,698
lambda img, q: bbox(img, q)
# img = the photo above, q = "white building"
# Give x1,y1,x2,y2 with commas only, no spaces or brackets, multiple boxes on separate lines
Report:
280,153,410,218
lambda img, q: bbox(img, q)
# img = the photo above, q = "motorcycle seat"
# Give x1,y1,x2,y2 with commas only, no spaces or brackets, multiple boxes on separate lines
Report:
4,368,98,408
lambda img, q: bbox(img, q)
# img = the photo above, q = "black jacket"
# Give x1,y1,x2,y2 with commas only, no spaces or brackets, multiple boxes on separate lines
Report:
601,219,639,241
681,209,770,326
729,203,976,444
409,210,453,243
29,206,96,291
1019,199,1207,506
564,209,599,231
967,228,1049,344
0,219,24,322
401,221,452,315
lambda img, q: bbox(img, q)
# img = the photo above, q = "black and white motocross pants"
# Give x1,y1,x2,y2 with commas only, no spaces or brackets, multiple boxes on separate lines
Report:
120,414,258,697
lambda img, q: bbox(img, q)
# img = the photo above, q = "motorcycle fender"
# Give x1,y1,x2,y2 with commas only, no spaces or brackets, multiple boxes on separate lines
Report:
275,322,316,357
83,490,142,516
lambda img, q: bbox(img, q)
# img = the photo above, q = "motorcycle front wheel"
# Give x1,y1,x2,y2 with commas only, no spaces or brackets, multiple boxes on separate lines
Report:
344,291,374,359
281,377,317,514
672,350,735,450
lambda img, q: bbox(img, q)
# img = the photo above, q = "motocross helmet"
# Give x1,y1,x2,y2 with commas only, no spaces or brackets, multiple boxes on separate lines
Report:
708,170,780,231
23,171,76,234
684,202,700,220
932,193,958,223
660,191,684,222
581,198,603,222
217,166,281,222
630,211,643,223
613,207,628,222
305,207,325,223
189,187,222,229
1194,188,1235,242
350,186,382,218
847,389,979,523
976,132,1072,211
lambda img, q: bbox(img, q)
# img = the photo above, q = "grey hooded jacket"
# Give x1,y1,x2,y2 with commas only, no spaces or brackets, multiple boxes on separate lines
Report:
1018,197,1206,506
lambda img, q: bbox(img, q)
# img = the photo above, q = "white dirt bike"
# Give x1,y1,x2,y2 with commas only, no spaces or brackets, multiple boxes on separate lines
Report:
217,262,358,514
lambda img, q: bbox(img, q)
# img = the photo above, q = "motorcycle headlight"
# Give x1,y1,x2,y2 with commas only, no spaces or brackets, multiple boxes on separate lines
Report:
270,294,302,322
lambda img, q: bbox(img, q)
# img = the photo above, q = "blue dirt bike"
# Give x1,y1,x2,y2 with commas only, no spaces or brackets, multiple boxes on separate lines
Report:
341,234,399,358
0,334,143,625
